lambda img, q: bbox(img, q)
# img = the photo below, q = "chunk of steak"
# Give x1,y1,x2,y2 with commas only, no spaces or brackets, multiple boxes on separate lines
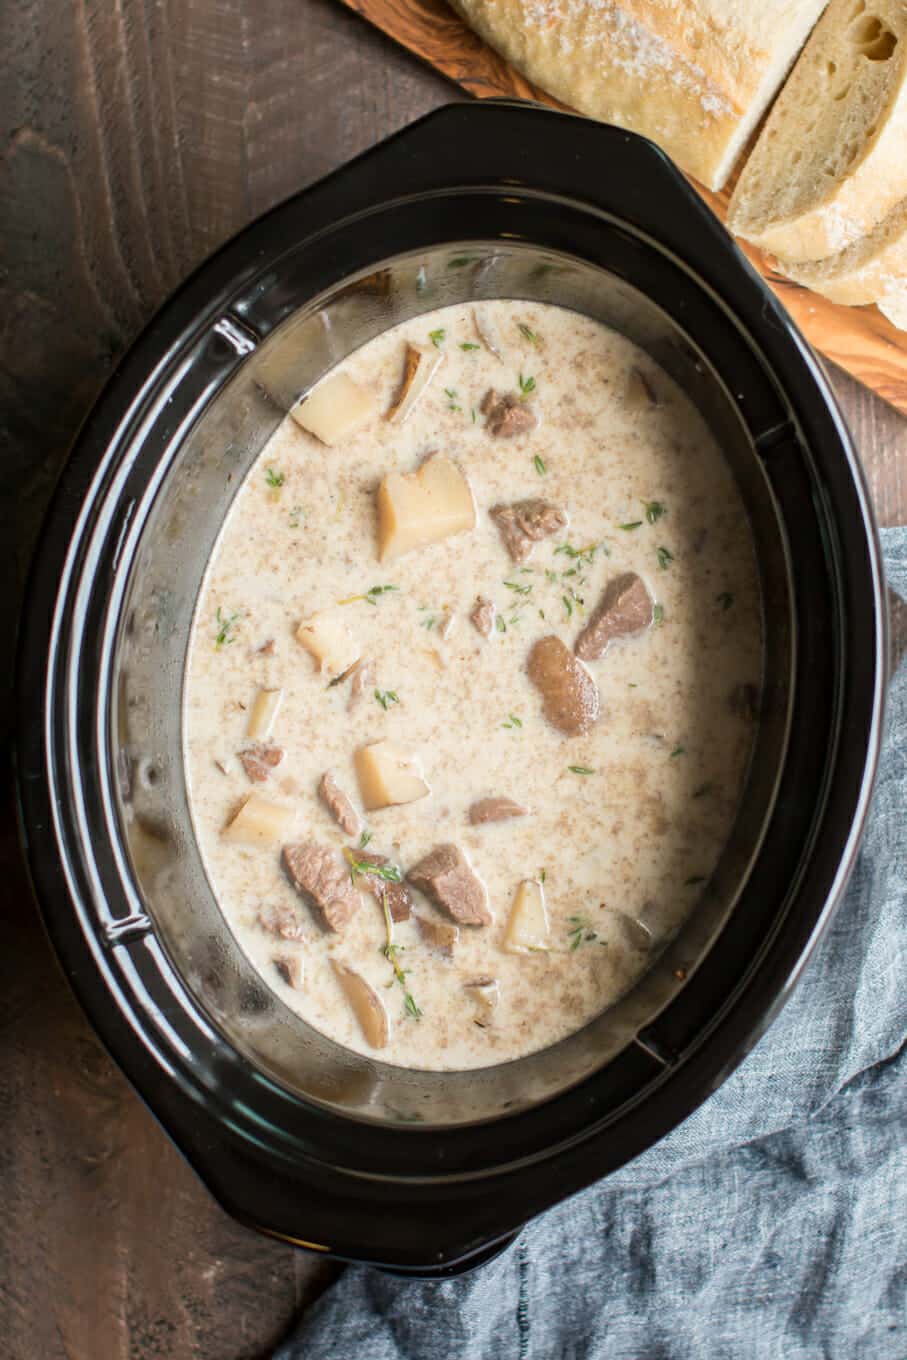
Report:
319,771,361,837
407,844,491,926
468,796,528,825
470,596,496,639
350,848,412,923
527,635,600,736
481,389,538,438
282,843,360,932
574,573,654,661
490,499,567,563
272,954,303,988
414,913,459,957
258,901,306,943
239,743,285,783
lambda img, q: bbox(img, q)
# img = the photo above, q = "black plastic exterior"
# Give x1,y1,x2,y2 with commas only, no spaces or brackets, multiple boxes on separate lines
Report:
15,103,886,1274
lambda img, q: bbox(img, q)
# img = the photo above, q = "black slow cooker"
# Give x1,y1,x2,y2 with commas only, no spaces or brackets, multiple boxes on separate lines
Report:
15,102,886,1276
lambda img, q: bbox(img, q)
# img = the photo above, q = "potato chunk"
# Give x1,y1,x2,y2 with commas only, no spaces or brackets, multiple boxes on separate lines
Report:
376,454,475,562
223,794,294,846
296,611,360,676
247,686,283,739
290,371,376,446
503,879,550,954
330,959,389,1049
354,740,430,811
386,342,444,424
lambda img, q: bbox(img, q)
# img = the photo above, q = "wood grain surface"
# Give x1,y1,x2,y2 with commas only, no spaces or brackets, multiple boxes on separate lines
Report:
337,0,907,417
0,1,904,1357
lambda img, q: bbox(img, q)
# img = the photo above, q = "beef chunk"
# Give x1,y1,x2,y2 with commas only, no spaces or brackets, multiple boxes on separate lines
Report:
470,596,496,639
527,635,600,736
407,844,491,926
282,843,360,932
319,771,361,837
414,913,459,956
481,389,538,438
272,954,303,988
258,901,306,943
239,743,285,783
468,796,528,825
490,499,567,564
574,573,654,661
350,848,413,923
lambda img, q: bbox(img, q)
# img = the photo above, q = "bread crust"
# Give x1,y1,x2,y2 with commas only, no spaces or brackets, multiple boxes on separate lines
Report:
784,195,907,304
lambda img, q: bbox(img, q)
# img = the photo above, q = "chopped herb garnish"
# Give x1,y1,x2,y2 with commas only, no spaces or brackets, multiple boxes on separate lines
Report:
518,322,540,346
653,603,665,625
460,342,481,352
716,591,734,611
533,454,547,475
420,616,435,630
264,466,285,490
374,689,399,711
214,607,240,649
567,765,595,776
505,580,533,596
643,499,667,524
670,745,686,758
693,782,715,799
495,615,507,633
344,848,403,885
381,890,421,1020
359,830,372,849
429,328,445,348
339,584,399,607
471,407,477,423
657,546,674,571
554,542,599,564
567,915,598,950
620,520,643,531
501,713,523,730
444,387,462,412
562,594,573,620
685,875,706,886
288,504,303,528
539,868,547,884
518,372,536,398
628,682,638,688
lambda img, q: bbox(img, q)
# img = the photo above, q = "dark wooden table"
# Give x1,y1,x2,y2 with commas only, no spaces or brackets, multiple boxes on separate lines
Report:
2,3,905,1356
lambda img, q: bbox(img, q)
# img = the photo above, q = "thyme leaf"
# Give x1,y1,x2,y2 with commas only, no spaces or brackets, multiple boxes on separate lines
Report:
214,608,240,649
374,689,399,711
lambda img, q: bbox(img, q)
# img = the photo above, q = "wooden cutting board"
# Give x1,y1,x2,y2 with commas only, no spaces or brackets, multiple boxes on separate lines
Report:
338,0,907,417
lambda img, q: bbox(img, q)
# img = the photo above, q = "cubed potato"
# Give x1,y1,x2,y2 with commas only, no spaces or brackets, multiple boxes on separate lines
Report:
223,794,294,845
354,740,430,811
247,687,283,740
330,959,389,1049
290,371,377,446
296,611,360,676
386,342,444,424
503,879,550,954
376,454,475,562
464,976,500,1018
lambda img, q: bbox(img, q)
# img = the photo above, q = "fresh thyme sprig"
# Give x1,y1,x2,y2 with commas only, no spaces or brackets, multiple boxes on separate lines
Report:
381,890,421,1019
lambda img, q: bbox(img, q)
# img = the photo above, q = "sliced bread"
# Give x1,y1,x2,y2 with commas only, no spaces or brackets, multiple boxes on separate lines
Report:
728,0,907,263
449,0,829,191
783,193,907,303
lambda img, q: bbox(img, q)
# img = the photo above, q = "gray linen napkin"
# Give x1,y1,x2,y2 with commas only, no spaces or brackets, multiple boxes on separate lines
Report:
278,528,907,1360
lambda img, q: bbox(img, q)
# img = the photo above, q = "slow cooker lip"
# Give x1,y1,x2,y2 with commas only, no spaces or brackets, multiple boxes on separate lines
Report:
14,102,887,1269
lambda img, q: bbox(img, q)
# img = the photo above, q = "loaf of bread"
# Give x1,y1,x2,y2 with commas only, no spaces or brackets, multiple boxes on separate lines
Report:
449,0,829,190
728,0,907,263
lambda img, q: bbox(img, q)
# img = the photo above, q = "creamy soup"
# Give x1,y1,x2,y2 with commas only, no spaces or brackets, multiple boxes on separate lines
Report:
183,300,762,1071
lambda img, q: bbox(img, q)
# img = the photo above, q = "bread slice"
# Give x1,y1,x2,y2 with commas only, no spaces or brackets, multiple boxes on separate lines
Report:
783,193,907,304
729,0,907,263
450,0,828,191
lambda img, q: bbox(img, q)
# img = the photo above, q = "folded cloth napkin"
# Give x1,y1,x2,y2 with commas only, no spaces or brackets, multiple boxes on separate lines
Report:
278,528,907,1360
